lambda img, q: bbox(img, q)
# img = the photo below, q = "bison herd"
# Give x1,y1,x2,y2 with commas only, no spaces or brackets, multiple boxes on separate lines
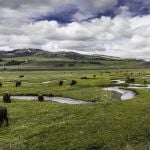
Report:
0,81,22,88
0,92,44,127
0,79,77,88
0,79,78,127
59,80,77,86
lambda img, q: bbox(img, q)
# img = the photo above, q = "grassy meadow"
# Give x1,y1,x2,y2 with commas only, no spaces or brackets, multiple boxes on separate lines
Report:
1,55,150,70
0,69,149,149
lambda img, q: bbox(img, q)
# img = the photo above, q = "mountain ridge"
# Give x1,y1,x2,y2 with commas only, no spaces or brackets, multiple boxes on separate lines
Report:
0,48,121,60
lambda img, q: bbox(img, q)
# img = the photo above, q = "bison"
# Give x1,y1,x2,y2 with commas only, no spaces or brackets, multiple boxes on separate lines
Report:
0,82,2,87
38,94,44,102
0,106,9,127
16,81,22,87
19,75,24,78
59,80,64,86
3,92,11,103
71,80,77,86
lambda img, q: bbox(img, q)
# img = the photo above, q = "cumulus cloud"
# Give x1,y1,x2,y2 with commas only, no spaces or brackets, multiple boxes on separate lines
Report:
0,0,150,60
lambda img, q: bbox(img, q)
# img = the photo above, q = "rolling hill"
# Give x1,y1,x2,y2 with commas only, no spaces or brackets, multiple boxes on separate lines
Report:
0,48,149,70
0,48,119,60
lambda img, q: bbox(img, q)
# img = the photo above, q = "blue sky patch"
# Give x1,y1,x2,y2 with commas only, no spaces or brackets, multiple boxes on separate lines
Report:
35,0,150,23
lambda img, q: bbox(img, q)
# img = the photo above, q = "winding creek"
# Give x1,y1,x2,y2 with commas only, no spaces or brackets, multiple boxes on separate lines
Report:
103,79,150,101
26,80,67,85
103,79,136,100
10,85,137,104
1,79,148,104
103,87,136,100
0,96,92,105
128,84,150,89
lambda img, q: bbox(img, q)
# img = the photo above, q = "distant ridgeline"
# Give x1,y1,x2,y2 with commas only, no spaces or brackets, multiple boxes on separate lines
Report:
0,48,149,70
0,48,119,60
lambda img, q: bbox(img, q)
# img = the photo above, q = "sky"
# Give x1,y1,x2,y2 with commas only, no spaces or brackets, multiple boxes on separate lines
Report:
0,0,150,59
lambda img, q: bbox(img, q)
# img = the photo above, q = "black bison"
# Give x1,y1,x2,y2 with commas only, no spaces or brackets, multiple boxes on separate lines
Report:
59,80,64,86
38,94,44,102
0,82,2,87
0,106,9,127
19,75,24,78
16,81,22,87
3,92,11,103
71,80,77,86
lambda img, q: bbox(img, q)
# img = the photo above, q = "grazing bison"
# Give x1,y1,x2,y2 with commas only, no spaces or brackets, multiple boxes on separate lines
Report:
71,80,77,86
0,82,2,87
59,80,64,86
16,81,21,87
0,106,9,127
3,92,11,103
19,75,24,78
38,94,44,102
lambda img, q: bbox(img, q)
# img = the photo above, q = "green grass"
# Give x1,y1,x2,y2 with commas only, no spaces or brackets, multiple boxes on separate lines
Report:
1,55,150,70
0,71,114,102
0,100,149,150
0,70,149,149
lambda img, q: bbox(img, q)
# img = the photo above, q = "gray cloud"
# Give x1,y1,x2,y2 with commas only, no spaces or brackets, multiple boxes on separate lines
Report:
0,0,150,60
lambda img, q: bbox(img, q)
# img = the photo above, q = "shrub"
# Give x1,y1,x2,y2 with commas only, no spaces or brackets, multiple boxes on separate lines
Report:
144,80,147,85
55,64,65,67
81,76,88,79
126,77,135,83
0,58,4,62
93,75,96,78
5,60,25,66
68,64,75,67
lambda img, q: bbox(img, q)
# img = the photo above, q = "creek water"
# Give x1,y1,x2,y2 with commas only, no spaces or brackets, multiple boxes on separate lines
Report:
103,87,136,100
10,96,92,105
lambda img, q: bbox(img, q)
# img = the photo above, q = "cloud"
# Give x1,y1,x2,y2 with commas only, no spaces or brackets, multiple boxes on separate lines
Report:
0,0,118,24
0,0,150,60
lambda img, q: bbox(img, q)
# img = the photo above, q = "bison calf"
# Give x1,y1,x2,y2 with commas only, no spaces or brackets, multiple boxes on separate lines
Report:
0,106,9,127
